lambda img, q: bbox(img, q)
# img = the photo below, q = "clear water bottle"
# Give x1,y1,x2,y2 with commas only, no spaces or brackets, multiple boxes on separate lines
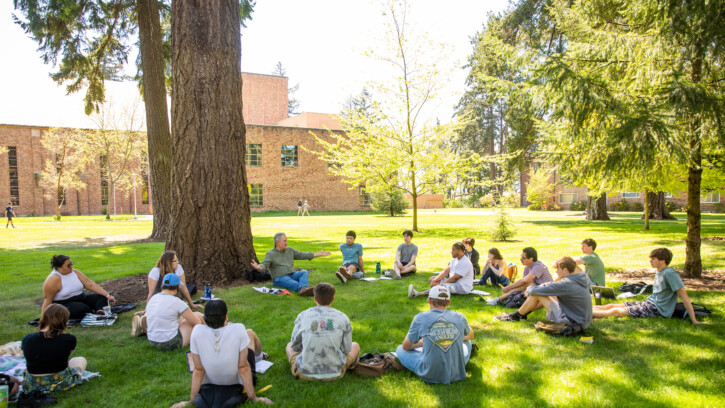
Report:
204,283,212,299
376,262,381,274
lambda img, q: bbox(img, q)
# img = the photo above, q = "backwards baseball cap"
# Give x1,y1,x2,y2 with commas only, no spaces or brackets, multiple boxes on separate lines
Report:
428,285,450,300
162,273,181,286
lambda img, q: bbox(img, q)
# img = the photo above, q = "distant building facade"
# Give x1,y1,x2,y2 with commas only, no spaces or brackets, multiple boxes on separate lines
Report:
0,73,372,216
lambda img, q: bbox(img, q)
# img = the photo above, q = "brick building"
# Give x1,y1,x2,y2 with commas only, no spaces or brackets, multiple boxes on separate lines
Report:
0,73,371,216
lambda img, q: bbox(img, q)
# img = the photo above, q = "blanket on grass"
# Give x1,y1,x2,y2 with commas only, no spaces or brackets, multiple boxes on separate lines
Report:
0,355,100,392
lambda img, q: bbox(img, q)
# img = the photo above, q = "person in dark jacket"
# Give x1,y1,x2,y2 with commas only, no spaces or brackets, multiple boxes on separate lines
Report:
494,257,593,328
462,238,480,276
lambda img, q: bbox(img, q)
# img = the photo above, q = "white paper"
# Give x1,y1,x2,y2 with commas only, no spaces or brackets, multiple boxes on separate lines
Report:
471,290,491,296
379,276,392,280
617,292,638,299
253,287,270,293
360,277,379,281
255,360,273,374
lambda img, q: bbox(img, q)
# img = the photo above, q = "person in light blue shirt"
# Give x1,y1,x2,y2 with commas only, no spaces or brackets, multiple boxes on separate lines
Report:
396,286,474,384
593,248,709,324
336,230,364,283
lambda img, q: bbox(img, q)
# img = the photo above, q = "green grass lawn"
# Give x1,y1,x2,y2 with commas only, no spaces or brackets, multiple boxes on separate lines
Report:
1,210,724,407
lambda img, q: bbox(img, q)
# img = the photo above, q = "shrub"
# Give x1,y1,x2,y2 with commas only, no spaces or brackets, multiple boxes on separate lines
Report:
101,207,108,215
489,205,516,241
479,194,494,208
569,200,587,211
371,189,407,216
527,203,541,211
464,194,482,208
500,191,520,207
610,199,629,211
548,204,562,211
630,201,644,212
526,167,554,207
665,201,676,212
713,203,724,213
443,198,464,208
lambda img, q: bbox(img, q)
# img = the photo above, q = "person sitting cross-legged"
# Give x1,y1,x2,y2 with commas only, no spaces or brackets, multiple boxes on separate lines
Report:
144,273,204,350
592,248,709,324
396,285,474,384
409,242,474,298
487,247,553,306
571,238,606,287
392,230,418,279
336,230,365,283
250,232,330,296
286,283,360,381
477,247,510,287
495,256,593,328
171,300,272,408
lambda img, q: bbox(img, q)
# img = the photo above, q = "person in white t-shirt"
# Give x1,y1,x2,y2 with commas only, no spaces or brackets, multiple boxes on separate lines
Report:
143,273,204,350
408,243,474,298
171,300,272,407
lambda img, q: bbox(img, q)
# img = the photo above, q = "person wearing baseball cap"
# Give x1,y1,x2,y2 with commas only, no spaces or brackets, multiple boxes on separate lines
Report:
395,285,474,384
143,273,204,351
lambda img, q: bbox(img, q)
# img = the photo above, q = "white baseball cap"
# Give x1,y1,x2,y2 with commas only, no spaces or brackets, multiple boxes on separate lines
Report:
428,286,450,300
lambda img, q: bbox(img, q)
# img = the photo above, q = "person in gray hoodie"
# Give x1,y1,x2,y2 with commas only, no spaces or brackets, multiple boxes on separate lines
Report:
494,257,593,328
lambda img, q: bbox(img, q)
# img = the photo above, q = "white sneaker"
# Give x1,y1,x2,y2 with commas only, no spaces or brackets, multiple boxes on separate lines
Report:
408,284,417,299
336,271,347,283
131,314,146,337
486,298,501,306
391,268,401,280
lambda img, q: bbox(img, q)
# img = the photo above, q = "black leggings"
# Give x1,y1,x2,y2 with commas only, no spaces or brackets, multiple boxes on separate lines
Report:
193,349,257,408
55,293,109,319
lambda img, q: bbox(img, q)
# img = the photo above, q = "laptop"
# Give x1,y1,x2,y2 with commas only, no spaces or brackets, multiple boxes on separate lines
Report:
590,285,616,305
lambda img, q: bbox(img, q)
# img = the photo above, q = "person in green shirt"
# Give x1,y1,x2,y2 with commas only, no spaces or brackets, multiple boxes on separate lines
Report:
250,232,330,296
592,248,709,324
574,238,606,286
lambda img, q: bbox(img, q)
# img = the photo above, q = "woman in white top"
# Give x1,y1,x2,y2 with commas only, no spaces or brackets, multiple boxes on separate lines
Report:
145,251,201,309
41,255,117,320
143,273,203,351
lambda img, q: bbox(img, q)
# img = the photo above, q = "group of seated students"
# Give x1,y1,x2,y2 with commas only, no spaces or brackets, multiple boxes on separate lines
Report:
25,236,708,407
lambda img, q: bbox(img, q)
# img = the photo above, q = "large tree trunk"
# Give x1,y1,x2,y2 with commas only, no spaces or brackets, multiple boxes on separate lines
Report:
684,52,703,278
585,194,610,220
137,0,172,240
640,192,677,220
169,0,256,284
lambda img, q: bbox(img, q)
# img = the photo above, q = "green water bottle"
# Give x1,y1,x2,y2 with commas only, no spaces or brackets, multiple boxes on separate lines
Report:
376,262,381,274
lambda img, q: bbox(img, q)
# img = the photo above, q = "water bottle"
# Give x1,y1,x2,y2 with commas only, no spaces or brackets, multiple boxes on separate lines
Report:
376,262,381,274
204,283,212,299
0,384,8,408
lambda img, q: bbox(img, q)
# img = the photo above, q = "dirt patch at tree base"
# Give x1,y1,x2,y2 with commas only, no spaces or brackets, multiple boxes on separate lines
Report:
608,269,725,292
702,236,724,241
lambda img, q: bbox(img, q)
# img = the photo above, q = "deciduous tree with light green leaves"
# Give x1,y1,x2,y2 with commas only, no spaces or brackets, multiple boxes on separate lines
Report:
39,128,88,221
311,0,471,231
537,0,725,277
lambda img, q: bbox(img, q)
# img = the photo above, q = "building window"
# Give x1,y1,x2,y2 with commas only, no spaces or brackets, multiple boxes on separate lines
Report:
57,187,65,207
622,192,640,199
249,184,263,207
246,143,262,167
559,193,577,204
281,145,298,167
532,162,542,172
141,170,150,205
8,146,20,205
359,186,371,206
100,155,109,206
702,192,721,203
664,192,673,198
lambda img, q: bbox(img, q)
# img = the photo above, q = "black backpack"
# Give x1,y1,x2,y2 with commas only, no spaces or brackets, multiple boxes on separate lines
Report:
504,292,527,309
671,303,712,319
618,282,653,295
247,268,271,283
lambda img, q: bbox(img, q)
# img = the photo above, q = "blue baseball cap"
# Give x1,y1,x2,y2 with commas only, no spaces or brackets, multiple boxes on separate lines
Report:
163,273,181,286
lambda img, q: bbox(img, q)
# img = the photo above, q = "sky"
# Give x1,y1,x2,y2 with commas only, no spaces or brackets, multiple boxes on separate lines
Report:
0,0,509,129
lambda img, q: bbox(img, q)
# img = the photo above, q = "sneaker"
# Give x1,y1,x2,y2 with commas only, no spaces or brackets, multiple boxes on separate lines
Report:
486,298,501,306
336,271,348,283
408,284,418,299
391,268,401,280
494,312,525,322
338,266,352,279
255,351,270,363
17,391,58,407
384,270,392,277
131,314,147,337
298,286,315,296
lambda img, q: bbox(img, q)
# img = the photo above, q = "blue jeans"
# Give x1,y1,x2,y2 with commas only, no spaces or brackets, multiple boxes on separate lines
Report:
395,341,471,378
479,267,510,287
273,270,309,292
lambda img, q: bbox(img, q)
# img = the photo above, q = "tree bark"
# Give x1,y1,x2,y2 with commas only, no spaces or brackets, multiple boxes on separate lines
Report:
585,194,610,220
644,188,649,230
684,52,703,278
169,0,256,284
137,0,172,240
640,192,677,220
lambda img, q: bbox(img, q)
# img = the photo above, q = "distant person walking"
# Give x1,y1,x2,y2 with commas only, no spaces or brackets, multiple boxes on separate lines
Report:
6,201,16,228
302,200,310,216
297,199,303,216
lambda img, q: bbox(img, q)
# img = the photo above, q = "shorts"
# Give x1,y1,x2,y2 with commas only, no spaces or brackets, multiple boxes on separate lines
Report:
343,262,362,271
149,330,183,351
288,350,358,381
22,366,84,394
545,300,571,324
625,301,661,318
441,281,469,295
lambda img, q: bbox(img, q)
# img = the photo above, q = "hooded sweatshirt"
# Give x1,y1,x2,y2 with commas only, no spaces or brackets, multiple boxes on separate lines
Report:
526,272,593,329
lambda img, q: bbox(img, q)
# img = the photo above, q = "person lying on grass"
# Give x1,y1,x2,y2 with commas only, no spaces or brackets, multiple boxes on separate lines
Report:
392,230,418,279
495,256,593,328
42,254,117,320
286,283,360,381
487,247,553,306
408,242,474,298
396,285,474,384
592,248,709,324
21,304,88,395
336,230,365,283
250,232,330,296
145,250,202,311
132,273,205,349
171,300,272,407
